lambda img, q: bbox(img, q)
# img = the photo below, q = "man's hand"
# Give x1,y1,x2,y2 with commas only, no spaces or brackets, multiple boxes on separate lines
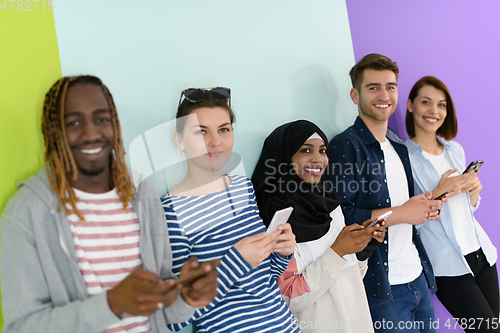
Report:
179,257,219,308
107,269,180,316
362,219,386,243
398,191,443,224
272,223,296,257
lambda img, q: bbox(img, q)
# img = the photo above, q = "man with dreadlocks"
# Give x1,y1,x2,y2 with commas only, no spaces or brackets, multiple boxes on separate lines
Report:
1,75,219,333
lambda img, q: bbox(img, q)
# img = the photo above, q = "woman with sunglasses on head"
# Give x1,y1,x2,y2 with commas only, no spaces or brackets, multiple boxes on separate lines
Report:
251,120,386,333
161,88,300,333
404,77,498,332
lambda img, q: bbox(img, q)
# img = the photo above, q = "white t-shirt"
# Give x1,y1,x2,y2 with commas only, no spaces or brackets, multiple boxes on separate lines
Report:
422,150,480,255
380,140,422,285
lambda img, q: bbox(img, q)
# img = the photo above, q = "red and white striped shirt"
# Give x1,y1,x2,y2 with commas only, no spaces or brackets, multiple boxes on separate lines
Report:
68,188,151,333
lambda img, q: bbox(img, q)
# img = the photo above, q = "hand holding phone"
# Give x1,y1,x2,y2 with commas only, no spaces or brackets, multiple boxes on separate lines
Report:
266,207,294,235
463,160,484,174
175,268,208,287
367,211,392,228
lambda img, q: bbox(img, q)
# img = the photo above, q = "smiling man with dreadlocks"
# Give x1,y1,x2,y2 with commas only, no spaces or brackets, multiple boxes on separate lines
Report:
1,75,219,333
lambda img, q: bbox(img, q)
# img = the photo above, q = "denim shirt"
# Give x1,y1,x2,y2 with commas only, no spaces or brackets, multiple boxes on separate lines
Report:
405,137,497,277
327,116,436,300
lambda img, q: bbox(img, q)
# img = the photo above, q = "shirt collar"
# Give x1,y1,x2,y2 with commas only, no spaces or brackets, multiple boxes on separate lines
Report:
436,136,450,148
405,136,450,154
354,116,404,146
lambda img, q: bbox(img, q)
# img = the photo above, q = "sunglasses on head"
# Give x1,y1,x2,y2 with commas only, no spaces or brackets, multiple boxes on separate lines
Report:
178,87,231,109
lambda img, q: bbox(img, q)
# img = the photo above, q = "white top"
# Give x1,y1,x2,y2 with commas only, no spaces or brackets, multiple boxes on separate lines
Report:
422,150,481,255
380,140,422,285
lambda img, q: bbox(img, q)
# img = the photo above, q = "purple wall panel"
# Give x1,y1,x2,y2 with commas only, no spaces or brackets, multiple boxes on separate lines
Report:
346,1,500,331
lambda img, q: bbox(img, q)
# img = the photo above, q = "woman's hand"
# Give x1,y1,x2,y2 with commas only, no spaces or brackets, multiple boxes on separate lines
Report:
463,170,482,207
234,231,280,268
272,223,296,257
433,169,477,199
362,219,386,243
330,224,373,258
179,257,220,307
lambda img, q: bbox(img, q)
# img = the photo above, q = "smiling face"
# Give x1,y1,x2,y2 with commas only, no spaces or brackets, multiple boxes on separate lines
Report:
175,106,234,173
63,83,114,182
291,138,327,184
408,85,447,137
351,69,398,123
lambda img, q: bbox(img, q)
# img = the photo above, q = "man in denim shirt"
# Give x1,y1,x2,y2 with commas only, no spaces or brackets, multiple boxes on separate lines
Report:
327,54,443,333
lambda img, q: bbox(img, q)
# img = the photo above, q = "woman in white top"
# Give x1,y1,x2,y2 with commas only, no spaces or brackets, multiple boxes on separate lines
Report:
252,120,386,333
404,76,498,332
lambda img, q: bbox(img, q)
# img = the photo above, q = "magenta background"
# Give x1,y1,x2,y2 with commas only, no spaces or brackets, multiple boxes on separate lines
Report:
347,1,500,331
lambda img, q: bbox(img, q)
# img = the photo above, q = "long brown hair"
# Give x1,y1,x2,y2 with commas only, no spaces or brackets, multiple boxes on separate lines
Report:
405,76,458,140
41,75,134,220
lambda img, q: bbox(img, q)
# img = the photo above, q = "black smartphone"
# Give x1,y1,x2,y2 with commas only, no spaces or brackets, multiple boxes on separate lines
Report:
435,190,453,200
463,160,484,174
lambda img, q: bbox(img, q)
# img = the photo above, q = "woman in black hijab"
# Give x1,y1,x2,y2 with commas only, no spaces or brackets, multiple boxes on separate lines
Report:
252,120,385,333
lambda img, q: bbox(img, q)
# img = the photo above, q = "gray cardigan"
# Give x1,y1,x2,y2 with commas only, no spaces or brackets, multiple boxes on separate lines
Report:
1,168,194,333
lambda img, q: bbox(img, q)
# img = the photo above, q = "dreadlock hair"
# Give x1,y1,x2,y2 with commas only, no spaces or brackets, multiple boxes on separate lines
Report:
41,75,135,220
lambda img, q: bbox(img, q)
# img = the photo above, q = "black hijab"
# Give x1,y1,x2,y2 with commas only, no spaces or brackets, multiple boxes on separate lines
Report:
251,120,341,243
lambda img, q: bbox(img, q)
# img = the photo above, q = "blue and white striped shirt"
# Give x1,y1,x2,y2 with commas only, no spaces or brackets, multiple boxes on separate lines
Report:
162,175,300,333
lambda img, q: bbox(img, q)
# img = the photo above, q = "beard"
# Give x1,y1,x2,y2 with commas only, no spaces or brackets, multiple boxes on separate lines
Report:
77,165,107,177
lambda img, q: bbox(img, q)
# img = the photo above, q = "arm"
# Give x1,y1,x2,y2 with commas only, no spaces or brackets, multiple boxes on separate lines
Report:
441,142,481,209
328,138,441,228
277,219,378,313
270,252,293,280
247,188,294,280
457,141,480,209
1,213,120,333
277,248,346,313
369,193,441,227
163,207,253,332
269,223,295,280
358,259,368,278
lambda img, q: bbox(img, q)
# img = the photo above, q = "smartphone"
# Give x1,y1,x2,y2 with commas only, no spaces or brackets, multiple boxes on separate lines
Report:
435,190,453,200
463,160,484,174
174,268,208,287
367,210,392,228
266,207,294,235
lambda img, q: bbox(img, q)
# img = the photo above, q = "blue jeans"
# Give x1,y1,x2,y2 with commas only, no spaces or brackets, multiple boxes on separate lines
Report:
367,271,436,333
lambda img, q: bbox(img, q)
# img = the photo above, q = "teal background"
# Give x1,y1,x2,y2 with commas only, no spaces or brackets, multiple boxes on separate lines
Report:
54,1,356,332
53,0,358,186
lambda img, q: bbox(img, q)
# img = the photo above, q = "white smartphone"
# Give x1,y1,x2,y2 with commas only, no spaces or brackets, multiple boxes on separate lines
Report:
367,210,392,228
266,207,294,235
